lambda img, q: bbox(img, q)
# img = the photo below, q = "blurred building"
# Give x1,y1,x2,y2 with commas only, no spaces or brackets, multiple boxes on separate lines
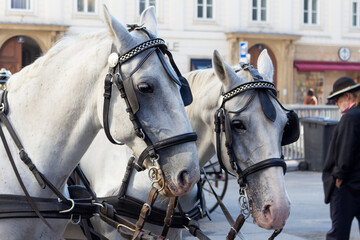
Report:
1,0,360,104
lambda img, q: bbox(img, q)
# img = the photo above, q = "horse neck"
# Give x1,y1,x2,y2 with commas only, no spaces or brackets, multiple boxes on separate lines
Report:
1,33,109,196
186,70,222,168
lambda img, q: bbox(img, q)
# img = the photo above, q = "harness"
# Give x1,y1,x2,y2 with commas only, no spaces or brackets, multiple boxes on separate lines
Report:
0,24,198,240
77,63,299,240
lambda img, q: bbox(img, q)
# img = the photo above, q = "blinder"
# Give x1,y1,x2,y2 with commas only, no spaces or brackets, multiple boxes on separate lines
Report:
281,110,300,146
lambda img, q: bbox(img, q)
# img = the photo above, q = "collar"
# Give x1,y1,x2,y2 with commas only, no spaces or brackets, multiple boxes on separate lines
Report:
341,103,355,114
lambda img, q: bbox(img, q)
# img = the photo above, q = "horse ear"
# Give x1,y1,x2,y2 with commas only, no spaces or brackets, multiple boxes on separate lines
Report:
103,4,135,52
257,49,274,83
140,6,158,36
213,50,240,91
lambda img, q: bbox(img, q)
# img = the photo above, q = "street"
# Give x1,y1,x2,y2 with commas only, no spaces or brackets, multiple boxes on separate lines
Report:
189,171,359,240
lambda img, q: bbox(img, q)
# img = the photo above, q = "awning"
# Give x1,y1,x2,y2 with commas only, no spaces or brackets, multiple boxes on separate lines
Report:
294,60,360,72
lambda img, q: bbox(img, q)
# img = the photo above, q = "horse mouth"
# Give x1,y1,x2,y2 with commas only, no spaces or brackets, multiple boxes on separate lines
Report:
160,182,176,197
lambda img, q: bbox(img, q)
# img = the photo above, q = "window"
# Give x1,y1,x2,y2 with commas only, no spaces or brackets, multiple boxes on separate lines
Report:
76,0,96,13
197,0,213,19
190,59,212,71
303,0,318,24
10,0,31,10
139,0,156,15
352,1,360,27
252,0,267,22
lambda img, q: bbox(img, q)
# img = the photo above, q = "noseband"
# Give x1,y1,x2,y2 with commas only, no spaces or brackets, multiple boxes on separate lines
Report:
103,25,197,181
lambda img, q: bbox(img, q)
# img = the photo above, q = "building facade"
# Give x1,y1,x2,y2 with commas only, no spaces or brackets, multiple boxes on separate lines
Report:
1,0,360,104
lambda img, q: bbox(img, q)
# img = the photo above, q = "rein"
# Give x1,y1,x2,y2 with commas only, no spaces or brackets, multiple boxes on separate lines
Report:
0,90,101,231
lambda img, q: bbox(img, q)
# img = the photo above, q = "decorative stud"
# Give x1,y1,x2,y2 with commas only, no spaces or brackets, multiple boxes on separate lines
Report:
108,52,119,68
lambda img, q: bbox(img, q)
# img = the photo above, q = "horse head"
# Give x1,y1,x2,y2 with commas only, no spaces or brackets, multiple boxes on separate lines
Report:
212,49,294,230
98,6,199,197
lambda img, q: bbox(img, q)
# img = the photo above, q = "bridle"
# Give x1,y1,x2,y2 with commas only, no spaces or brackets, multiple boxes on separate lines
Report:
102,24,197,187
215,64,289,185
213,63,299,238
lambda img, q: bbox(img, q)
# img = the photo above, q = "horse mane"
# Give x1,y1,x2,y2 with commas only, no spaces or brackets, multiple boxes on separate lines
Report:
185,68,217,92
185,68,221,111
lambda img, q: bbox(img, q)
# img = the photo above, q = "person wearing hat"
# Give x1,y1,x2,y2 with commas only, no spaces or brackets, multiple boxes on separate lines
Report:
322,76,360,240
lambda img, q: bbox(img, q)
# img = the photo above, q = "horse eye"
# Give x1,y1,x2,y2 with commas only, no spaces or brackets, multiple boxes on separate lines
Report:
137,83,153,93
232,120,246,131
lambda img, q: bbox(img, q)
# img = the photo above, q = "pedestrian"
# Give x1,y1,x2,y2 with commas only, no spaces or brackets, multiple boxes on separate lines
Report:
303,88,318,105
322,76,360,240
0,68,11,89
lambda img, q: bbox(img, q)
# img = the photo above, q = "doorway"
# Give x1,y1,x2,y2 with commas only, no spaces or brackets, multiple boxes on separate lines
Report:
0,36,42,74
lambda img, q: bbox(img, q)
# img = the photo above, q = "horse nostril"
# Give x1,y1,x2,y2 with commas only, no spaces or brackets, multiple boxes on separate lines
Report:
263,204,271,218
177,170,190,187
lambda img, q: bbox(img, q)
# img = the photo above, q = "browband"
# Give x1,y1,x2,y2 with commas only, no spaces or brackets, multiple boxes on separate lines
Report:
222,81,277,103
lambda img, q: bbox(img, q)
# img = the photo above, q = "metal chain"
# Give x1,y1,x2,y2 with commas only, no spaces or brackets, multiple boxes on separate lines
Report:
238,184,252,219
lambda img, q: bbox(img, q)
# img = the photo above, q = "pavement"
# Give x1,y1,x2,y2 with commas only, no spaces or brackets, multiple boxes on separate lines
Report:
183,170,359,240
64,168,360,240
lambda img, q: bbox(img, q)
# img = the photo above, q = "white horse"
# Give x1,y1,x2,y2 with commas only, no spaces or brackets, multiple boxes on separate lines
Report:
79,49,292,239
0,6,199,240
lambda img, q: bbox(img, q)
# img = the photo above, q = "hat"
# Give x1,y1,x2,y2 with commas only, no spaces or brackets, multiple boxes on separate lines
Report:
328,76,360,100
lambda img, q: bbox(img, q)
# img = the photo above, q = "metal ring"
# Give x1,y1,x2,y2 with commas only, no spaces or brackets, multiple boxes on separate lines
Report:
152,181,165,192
139,128,145,139
92,202,104,208
59,198,75,213
0,103,4,113
148,166,162,183
150,154,160,163
70,214,81,225
143,203,152,216
116,223,135,232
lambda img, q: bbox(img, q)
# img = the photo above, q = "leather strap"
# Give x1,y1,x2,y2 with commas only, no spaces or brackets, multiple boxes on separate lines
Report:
132,187,159,240
103,73,124,145
226,215,245,240
187,220,211,240
159,197,177,238
0,126,54,231
269,229,283,240
0,194,97,219
135,132,197,171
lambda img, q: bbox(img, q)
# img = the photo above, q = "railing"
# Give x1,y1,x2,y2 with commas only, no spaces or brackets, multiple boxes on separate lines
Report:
282,105,341,161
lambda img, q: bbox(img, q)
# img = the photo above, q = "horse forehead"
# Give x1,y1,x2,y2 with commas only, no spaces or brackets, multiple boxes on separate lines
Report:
228,94,287,126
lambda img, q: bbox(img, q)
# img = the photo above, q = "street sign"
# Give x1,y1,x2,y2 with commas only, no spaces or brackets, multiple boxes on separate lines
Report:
239,41,248,63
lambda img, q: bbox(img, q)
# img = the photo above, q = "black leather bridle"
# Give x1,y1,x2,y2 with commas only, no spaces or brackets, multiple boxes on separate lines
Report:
212,63,299,239
102,25,197,172
214,67,287,185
